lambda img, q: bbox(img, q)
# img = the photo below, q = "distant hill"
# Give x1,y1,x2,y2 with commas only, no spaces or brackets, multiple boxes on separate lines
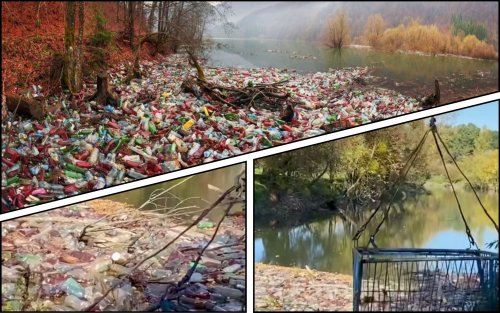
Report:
207,2,278,38
218,1,498,45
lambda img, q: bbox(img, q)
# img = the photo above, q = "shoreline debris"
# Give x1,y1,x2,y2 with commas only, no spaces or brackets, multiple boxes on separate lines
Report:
2,53,422,211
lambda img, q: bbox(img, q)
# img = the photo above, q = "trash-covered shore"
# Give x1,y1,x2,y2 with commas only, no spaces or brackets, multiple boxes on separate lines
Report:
2,53,422,211
1,200,246,311
255,263,352,311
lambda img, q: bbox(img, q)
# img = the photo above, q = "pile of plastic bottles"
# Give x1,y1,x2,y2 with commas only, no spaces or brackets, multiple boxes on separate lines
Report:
1,54,420,211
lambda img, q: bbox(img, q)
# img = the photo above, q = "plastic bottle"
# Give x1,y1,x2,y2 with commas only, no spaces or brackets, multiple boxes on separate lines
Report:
64,295,89,310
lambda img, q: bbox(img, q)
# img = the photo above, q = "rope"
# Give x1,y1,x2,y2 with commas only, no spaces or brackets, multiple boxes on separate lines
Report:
435,131,499,233
367,128,431,247
431,129,479,249
353,116,496,250
352,128,431,246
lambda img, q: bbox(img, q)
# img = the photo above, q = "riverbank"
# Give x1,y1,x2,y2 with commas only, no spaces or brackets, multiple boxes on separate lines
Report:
255,263,352,311
1,199,245,311
254,173,429,227
2,53,423,211
346,43,498,61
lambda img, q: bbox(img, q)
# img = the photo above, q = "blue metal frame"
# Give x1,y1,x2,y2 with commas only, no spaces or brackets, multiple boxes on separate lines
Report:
352,248,499,311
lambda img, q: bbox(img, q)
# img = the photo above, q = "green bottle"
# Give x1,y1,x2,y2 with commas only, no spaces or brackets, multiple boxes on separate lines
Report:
261,136,273,147
64,170,84,179
64,164,86,174
7,176,20,186
149,121,157,134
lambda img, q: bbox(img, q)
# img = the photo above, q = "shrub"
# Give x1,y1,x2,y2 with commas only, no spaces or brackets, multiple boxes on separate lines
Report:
381,25,405,52
89,8,114,47
363,14,386,48
375,20,497,59
461,34,497,59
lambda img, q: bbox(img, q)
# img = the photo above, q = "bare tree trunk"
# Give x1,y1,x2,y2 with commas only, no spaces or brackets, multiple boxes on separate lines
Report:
63,1,77,93
148,1,157,32
75,1,84,91
157,1,170,53
123,1,127,26
1,73,6,120
116,1,119,23
127,1,135,46
138,1,144,33
172,2,184,53
35,2,41,39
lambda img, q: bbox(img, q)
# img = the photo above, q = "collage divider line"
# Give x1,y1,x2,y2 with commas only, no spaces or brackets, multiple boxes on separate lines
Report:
2,92,498,221
245,159,254,312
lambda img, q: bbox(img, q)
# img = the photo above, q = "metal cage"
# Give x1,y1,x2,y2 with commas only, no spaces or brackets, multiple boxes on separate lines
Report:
352,248,499,311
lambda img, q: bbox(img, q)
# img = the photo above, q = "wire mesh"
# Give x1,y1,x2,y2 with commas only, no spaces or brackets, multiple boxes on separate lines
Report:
353,248,499,311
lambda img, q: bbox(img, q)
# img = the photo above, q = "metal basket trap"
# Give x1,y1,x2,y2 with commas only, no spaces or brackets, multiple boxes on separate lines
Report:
352,248,499,311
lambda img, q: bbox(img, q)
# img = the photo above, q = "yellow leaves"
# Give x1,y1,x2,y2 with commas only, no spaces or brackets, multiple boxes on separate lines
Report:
326,10,350,48
376,142,388,154
460,35,497,59
458,149,499,188
368,159,380,174
363,14,386,48
364,19,497,59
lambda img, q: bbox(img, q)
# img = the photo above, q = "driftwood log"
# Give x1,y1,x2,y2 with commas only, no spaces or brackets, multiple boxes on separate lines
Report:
181,52,300,124
85,72,120,107
420,79,440,108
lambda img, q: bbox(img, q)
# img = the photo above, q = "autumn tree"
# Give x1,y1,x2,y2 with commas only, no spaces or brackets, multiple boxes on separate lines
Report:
363,14,386,48
476,128,499,152
62,1,84,93
326,9,350,49
124,2,231,83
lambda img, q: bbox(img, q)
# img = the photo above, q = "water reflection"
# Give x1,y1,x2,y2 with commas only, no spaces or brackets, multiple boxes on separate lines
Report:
254,188,499,275
105,164,244,222
208,38,498,103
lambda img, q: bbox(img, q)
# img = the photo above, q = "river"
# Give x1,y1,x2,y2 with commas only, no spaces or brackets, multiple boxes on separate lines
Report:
254,187,499,275
207,38,499,104
104,164,244,222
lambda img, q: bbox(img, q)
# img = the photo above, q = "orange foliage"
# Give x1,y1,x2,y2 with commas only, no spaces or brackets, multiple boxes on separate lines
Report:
363,14,386,48
363,17,498,59
2,2,154,94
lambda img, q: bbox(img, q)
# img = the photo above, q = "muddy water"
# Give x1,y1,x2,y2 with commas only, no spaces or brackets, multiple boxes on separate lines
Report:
254,188,499,275
104,164,244,222
208,38,499,104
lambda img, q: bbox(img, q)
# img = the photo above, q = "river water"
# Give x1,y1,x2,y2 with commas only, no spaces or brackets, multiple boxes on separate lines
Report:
207,38,499,104
254,188,499,275
104,164,244,222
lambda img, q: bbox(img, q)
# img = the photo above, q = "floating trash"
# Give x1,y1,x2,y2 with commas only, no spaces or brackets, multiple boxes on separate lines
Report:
0,199,246,311
1,54,421,211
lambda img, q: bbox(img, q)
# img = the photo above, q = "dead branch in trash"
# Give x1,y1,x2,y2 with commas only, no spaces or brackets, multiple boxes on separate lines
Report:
82,168,245,311
187,50,206,83
137,176,194,210
21,266,31,311
194,77,292,109
178,202,236,287
181,57,293,110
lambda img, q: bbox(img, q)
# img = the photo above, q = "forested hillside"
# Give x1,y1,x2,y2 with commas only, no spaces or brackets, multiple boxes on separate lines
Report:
221,2,498,48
